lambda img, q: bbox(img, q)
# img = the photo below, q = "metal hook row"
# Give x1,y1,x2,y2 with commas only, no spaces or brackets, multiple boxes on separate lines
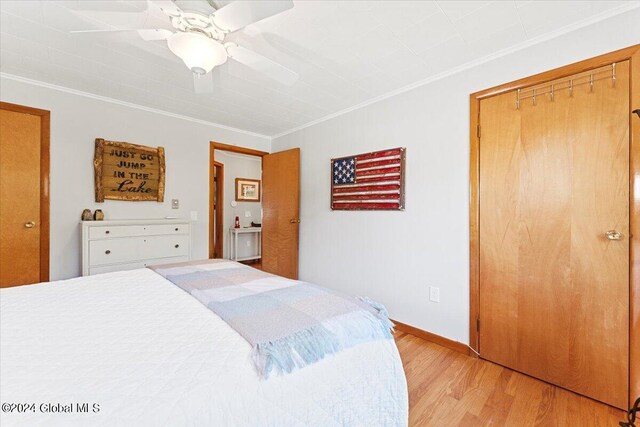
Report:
515,63,617,109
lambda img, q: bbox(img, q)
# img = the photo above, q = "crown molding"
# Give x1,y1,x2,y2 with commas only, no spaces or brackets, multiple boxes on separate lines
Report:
271,2,640,140
0,72,271,141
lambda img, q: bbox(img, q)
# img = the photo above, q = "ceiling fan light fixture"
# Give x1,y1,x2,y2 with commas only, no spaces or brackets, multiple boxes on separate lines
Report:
167,31,227,75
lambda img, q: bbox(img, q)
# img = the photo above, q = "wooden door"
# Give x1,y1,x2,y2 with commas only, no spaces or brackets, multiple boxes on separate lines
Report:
261,148,300,279
213,162,224,259
0,103,50,287
479,62,629,409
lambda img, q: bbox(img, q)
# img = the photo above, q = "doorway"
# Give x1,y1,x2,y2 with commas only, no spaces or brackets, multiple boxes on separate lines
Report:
212,161,224,259
469,45,640,409
0,102,50,287
209,142,300,279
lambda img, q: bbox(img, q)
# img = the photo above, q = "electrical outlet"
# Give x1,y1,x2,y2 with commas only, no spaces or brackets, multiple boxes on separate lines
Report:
245,211,251,218
429,286,440,303
190,211,197,221
171,199,179,209
246,240,251,247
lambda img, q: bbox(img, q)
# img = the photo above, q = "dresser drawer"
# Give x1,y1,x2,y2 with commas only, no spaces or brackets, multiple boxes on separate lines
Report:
88,256,189,275
89,224,189,239
89,235,189,266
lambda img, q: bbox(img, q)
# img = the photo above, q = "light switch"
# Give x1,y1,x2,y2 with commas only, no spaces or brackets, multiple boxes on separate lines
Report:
190,211,198,221
171,199,179,209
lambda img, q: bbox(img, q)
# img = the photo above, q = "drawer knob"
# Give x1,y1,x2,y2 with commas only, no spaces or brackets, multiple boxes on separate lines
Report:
175,228,179,231
105,230,110,234
105,250,111,254
175,244,180,248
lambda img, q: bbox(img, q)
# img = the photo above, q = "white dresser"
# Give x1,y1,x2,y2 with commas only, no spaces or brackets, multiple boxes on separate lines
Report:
81,219,191,276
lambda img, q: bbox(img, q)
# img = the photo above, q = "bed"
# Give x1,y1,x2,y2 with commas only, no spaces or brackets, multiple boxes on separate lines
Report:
0,265,408,426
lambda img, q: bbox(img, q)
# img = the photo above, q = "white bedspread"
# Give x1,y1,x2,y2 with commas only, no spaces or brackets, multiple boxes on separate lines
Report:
0,268,408,427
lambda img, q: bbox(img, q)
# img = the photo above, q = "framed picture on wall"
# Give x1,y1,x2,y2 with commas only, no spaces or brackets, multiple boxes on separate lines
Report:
235,178,261,202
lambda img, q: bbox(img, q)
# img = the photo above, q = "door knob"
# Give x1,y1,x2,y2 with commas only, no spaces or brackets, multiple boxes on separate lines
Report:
605,230,623,240
24,221,35,228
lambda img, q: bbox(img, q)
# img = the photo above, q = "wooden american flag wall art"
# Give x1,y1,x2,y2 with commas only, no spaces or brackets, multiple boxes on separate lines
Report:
331,147,406,211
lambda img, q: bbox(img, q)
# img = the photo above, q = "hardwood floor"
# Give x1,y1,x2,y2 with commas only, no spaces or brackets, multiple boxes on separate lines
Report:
395,331,626,426
243,260,262,270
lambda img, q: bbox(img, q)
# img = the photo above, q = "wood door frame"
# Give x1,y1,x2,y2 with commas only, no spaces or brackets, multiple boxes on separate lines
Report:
0,101,50,282
212,161,224,258
208,141,268,259
469,44,640,406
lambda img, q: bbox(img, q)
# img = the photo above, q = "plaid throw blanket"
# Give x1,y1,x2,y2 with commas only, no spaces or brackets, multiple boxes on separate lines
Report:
150,259,393,378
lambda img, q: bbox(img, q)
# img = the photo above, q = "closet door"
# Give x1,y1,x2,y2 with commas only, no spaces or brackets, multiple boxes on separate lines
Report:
479,62,629,409
0,103,49,286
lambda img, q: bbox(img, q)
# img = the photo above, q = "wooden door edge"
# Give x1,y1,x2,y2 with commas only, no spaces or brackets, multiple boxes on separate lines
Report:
40,109,50,282
469,44,640,408
469,92,480,356
629,46,640,408
208,141,268,259
0,102,50,282
293,148,300,279
209,144,215,259
212,162,224,259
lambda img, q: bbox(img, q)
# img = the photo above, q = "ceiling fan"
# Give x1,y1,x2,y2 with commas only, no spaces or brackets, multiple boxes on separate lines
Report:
71,0,298,93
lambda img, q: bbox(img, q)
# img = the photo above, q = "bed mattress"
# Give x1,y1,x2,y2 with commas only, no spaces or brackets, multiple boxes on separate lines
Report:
0,268,408,426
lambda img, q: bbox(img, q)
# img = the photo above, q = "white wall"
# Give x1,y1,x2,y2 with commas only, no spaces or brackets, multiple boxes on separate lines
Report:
272,10,640,344
214,149,262,259
0,78,270,280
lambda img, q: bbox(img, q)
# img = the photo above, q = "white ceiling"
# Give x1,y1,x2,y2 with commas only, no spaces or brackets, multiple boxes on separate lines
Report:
0,1,638,137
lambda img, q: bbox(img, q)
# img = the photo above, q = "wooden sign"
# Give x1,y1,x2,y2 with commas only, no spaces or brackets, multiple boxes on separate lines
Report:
94,138,165,202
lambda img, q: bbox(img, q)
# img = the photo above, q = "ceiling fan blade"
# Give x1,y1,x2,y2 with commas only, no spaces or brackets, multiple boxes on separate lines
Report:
226,44,297,85
70,29,173,41
69,9,150,29
137,29,173,41
70,0,180,16
213,1,293,32
193,72,214,94
149,0,184,17
69,1,148,13
69,0,179,32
